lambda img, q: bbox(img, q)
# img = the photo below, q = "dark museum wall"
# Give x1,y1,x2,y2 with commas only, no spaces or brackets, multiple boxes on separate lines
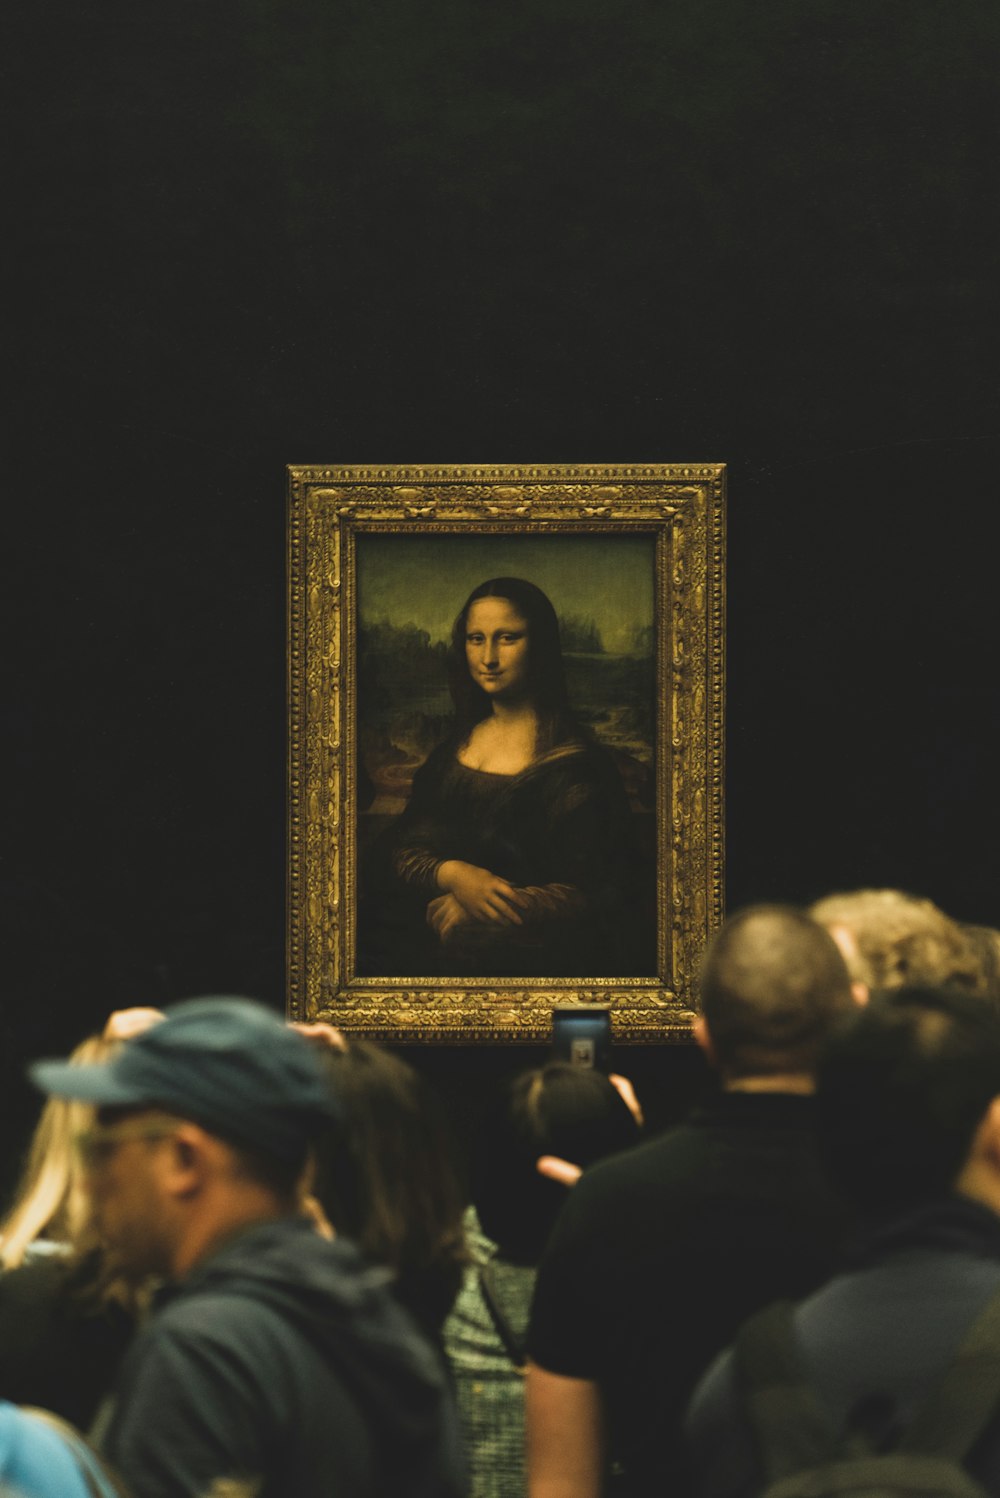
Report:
6,0,998,1189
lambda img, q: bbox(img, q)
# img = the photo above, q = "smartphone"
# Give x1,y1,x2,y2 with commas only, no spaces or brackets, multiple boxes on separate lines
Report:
551,1005,611,1072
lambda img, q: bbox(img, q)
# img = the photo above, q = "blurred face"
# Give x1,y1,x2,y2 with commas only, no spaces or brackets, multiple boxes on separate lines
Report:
465,597,531,702
80,1111,180,1279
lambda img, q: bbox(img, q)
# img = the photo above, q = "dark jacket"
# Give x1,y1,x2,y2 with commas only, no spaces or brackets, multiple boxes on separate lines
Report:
686,1194,1000,1497
102,1216,466,1498
0,1249,134,1430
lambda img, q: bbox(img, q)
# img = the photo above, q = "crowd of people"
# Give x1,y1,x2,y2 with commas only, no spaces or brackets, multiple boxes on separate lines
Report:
1,886,1000,1497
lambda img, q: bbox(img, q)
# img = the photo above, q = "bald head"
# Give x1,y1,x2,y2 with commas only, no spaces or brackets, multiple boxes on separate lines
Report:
698,905,856,1081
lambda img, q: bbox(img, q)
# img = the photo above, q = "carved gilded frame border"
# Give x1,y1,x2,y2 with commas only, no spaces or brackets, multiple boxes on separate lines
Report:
287,462,725,1043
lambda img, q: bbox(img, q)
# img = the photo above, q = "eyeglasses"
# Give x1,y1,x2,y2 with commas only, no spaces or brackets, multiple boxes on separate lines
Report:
74,1116,182,1170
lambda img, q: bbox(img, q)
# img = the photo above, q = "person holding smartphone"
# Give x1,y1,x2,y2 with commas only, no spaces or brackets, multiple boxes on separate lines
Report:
444,1060,642,1498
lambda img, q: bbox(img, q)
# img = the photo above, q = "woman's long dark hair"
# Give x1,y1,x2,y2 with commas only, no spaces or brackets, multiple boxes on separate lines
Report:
313,1040,468,1338
448,577,578,752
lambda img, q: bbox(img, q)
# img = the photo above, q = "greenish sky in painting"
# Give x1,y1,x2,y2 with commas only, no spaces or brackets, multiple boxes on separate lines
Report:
357,533,654,654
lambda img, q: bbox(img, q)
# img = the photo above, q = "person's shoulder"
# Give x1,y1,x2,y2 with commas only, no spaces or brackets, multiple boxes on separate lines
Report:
150,1226,444,1395
531,735,635,802
686,1339,740,1430
134,1284,264,1358
525,737,612,791
569,1099,824,1212
534,734,603,768
160,1222,381,1323
560,1122,707,1215
119,1281,309,1432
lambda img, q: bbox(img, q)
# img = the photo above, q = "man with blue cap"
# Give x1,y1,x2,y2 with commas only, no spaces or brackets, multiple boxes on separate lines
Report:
31,996,465,1498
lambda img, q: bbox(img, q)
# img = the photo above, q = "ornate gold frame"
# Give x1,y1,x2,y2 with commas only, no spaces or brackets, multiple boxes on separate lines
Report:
287,462,725,1042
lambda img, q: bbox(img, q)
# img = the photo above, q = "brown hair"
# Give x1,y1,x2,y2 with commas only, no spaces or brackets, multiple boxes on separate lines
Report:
313,1040,467,1336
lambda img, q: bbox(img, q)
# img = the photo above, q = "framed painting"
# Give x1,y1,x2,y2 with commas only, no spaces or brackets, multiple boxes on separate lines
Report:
287,462,725,1042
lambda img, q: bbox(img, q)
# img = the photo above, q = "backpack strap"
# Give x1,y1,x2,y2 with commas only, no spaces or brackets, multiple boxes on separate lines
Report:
735,1301,846,1483
899,1282,1000,1462
477,1263,528,1373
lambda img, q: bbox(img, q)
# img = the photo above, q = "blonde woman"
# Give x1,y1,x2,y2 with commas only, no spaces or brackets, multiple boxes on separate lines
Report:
0,1031,144,1428
1,1034,115,1271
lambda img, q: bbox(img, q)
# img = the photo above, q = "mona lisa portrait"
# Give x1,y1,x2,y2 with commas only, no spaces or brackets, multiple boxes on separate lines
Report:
358,571,656,979
286,463,726,1041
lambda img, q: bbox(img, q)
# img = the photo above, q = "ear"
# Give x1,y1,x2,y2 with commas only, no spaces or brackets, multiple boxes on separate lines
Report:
850,980,870,1007
161,1123,211,1201
956,1096,1000,1212
692,1015,716,1065
973,1097,1000,1171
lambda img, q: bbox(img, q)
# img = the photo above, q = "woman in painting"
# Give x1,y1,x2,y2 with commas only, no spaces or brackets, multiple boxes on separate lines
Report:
360,577,652,978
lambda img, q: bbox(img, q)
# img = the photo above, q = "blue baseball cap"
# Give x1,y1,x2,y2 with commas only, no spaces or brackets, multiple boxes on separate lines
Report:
30,996,340,1163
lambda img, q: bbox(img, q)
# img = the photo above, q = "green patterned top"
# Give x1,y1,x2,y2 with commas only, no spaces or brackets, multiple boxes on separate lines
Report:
442,1211,536,1498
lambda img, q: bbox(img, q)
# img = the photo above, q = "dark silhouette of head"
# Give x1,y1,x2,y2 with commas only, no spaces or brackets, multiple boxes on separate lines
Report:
448,577,574,748
471,1061,641,1265
312,1039,467,1337
816,985,1000,1217
698,904,856,1081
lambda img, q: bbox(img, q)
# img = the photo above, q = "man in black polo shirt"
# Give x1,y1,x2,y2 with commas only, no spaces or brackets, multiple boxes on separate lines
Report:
526,905,858,1498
